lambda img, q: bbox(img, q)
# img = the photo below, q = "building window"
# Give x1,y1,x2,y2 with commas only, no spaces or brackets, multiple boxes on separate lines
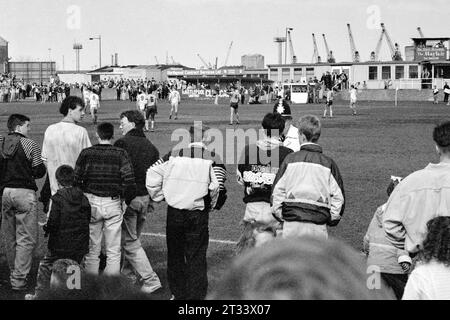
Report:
409,65,418,79
306,67,314,78
382,66,391,80
369,66,378,80
282,68,290,81
395,66,404,79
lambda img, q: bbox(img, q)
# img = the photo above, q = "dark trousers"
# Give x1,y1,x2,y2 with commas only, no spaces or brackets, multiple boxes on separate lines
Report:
381,273,408,300
35,251,84,297
166,206,209,300
445,93,449,103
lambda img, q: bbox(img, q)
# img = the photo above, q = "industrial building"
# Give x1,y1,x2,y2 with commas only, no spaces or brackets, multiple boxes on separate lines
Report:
241,54,265,69
8,61,56,84
0,36,8,74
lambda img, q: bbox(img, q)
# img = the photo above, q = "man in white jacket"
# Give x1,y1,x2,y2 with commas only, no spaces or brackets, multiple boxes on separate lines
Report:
383,120,450,255
146,123,227,300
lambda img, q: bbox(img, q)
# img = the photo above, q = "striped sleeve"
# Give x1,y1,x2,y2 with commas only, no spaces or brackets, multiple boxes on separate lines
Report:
213,165,226,190
21,138,44,168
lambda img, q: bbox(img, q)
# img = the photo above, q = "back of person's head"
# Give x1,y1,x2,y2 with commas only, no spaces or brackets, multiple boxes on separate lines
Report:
55,165,75,188
7,114,30,132
262,113,285,138
420,216,450,267
433,121,450,154
209,237,394,300
298,115,321,143
120,110,145,130
60,96,85,116
97,122,114,141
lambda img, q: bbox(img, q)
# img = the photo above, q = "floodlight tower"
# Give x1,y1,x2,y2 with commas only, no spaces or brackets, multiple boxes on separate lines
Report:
73,43,83,71
273,37,287,64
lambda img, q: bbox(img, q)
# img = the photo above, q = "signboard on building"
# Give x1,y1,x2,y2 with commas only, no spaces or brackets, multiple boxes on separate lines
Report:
167,68,243,77
415,47,447,61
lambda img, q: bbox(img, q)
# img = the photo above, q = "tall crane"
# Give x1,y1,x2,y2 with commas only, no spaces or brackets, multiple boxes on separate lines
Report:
214,57,218,69
197,54,210,69
322,34,335,63
381,23,403,61
154,56,159,65
347,23,360,62
171,56,177,65
287,30,297,63
417,27,425,38
370,27,385,61
223,41,233,67
312,33,321,63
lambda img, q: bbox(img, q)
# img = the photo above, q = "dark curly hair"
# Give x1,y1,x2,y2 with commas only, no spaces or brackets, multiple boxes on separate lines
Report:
419,216,450,266
433,121,450,153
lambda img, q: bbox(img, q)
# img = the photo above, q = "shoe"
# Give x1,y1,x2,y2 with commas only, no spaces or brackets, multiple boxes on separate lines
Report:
169,115,172,119
169,294,175,300
141,282,162,294
236,122,240,125
229,123,233,125
174,117,178,120
150,128,155,132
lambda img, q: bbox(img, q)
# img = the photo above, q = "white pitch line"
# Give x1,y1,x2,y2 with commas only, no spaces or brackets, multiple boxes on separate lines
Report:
141,232,237,245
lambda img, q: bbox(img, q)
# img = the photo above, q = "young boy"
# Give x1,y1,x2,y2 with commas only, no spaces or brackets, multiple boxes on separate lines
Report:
363,176,412,300
323,88,334,118
146,91,158,132
349,85,357,115
25,165,91,300
433,86,439,104
89,90,100,124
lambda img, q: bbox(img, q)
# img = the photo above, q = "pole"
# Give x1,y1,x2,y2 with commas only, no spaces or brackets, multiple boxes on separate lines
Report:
99,35,102,68
284,28,287,65
62,55,65,71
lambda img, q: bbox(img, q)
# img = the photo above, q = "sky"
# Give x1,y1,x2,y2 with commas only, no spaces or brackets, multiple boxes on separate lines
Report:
1,0,449,70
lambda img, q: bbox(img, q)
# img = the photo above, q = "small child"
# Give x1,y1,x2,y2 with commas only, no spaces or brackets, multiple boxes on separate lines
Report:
25,165,91,300
433,86,439,104
323,88,335,118
402,216,450,300
363,176,412,300
349,85,357,115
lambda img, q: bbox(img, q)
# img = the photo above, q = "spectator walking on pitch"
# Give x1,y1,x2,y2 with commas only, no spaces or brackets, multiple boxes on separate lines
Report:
273,96,300,152
168,88,181,120
25,165,91,300
0,114,46,292
229,89,240,125
74,122,136,276
383,120,450,256
114,110,162,294
444,82,449,104
41,96,91,198
349,85,358,115
146,123,227,300
271,115,345,239
236,113,293,254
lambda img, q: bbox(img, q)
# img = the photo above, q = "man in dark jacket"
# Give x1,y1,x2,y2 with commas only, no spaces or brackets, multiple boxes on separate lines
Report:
0,114,46,292
25,165,91,300
114,110,162,294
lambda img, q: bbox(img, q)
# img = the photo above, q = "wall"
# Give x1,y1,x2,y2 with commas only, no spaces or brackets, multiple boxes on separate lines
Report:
58,73,91,84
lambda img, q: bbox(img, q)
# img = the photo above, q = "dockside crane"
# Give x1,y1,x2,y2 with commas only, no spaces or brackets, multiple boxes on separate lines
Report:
223,41,233,67
322,34,335,63
381,23,403,61
287,30,297,63
347,23,360,62
312,33,321,63
154,56,159,65
417,27,425,38
197,54,210,69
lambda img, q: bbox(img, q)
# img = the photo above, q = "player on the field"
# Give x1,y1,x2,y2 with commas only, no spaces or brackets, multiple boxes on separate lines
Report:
323,88,335,119
136,89,148,119
168,88,181,120
89,90,100,125
349,85,357,116
83,87,91,114
146,91,158,132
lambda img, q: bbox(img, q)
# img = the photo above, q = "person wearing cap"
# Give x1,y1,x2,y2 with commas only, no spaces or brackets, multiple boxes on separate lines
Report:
146,123,227,300
273,96,300,152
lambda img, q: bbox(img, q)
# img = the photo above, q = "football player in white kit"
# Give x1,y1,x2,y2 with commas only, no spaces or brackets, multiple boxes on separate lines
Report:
89,90,100,124
168,88,180,120
83,87,91,114
136,89,148,119
349,85,357,116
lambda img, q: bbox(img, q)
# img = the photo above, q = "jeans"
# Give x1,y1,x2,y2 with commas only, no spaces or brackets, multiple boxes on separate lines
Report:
121,196,161,288
380,273,408,300
34,250,84,297
166,206,209,300
84,193,123,276
1,188,38,290
282,221,328,240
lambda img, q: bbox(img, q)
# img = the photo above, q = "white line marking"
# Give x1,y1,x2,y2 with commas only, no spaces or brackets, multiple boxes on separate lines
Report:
141,232,237,245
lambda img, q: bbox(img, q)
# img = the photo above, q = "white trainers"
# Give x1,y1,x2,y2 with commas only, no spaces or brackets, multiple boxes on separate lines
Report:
141,282,162,294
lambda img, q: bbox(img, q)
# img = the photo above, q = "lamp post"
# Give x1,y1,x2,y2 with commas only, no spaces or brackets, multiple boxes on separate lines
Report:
284,27,293,65
89,35,102,68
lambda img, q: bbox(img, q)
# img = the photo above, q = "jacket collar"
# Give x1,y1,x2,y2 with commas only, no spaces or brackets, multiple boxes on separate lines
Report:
300,143,322,153
9,132,26,138
126,128,146,138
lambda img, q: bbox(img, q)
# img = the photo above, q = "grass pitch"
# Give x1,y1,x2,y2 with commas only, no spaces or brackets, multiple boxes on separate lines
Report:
0,97,448,299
